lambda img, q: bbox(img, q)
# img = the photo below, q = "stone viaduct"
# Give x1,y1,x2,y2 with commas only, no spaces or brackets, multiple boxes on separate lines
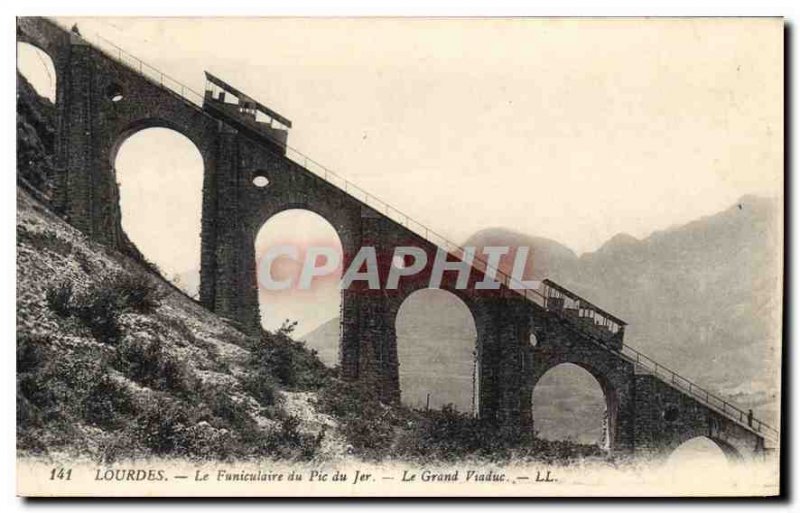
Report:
17,17,777,461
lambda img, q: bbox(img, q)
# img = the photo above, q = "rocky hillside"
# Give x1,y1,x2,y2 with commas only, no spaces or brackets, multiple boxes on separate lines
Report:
17,185,352,461
17,73,56,202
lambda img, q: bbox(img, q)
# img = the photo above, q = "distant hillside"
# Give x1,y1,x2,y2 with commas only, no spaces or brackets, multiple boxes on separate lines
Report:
301,318,339,367
476,196,782,426
464,228,579,280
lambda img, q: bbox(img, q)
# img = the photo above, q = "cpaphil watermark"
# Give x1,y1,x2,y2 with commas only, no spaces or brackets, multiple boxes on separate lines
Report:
256,245,539,292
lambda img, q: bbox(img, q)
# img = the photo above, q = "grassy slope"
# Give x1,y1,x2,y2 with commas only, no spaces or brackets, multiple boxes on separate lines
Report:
17,186,350,462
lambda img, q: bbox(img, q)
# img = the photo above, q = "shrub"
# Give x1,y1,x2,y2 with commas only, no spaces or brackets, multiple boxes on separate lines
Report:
257,414,322,461
159,315,197,345
201,385,256,432
195,385,324,460
249,326,332,391
317,379,397,459
17,334,132,455
98,394,235,462
158,317,231,373
17,226,72,256
17,394,42,430
388,405,607,464
74,289,123,343
109,272,163,313
45,282,73,317
198,384,321,460
112,338,199,401
17,332,49,374
82,373,138,429
241,370,280,407
127,397,195,457
181,421,239,460
394,405,495,461
101,388,320,462
44,272,164,344
17,333,102,414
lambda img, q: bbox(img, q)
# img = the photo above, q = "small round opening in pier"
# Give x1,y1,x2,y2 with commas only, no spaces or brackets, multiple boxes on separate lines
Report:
253,175,270,188
664,406,679,422
106,83,124,102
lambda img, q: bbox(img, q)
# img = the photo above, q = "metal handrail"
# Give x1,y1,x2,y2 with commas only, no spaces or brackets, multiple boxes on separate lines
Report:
59,19,779,443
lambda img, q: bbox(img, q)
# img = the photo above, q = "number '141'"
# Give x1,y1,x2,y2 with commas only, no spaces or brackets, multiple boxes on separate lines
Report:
49,468,72,481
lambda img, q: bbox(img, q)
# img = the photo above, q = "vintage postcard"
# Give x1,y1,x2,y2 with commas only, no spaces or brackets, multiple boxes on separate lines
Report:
16,16,783,497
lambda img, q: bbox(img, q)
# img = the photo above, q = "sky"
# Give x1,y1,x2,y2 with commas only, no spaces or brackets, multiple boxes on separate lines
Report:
18,17,783,333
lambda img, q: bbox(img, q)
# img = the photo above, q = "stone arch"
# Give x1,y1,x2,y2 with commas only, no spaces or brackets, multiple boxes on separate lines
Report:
253,207,345,344
16,41,57,103
388,277,489,365
250,201,357,261
390,278,484,326
530,362,614,448
109,117,211,173
526,356,621,450
667,435,744,465
392,287,480,413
